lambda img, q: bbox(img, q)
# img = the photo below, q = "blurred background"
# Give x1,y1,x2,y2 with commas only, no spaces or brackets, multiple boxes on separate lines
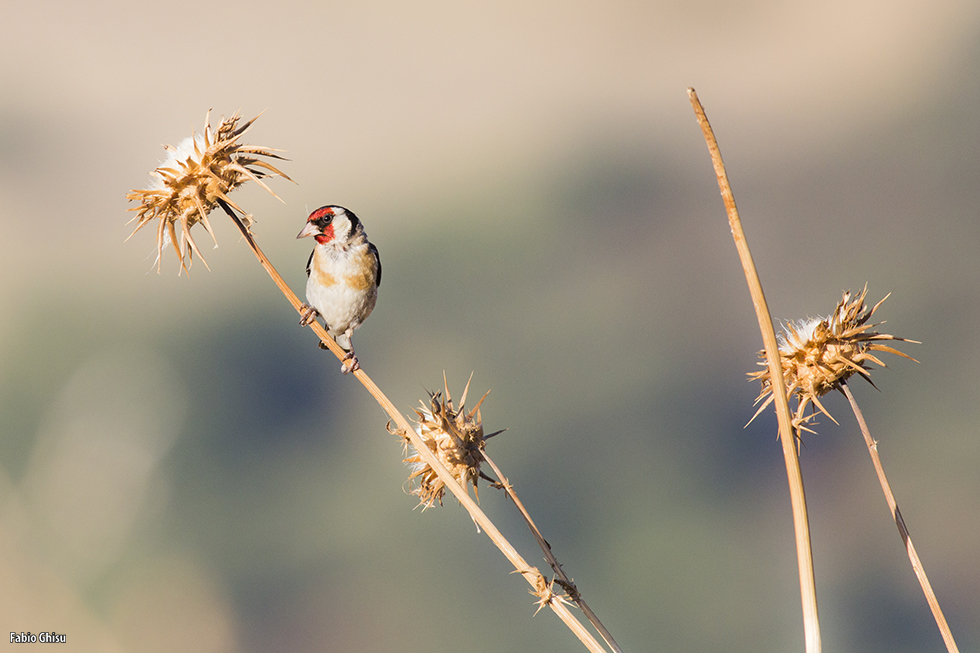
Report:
1,1,978,651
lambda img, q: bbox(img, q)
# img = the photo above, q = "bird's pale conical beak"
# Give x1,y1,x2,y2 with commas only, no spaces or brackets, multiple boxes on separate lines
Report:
296,222,319,239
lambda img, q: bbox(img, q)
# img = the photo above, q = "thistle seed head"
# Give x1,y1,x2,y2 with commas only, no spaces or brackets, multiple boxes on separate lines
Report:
749,287,918,431
403,375,496,510
126,111,292,272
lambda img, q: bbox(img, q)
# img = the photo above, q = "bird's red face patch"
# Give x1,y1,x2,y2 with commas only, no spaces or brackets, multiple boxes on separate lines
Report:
310,206,335,220
314,223,335,244
307,206,337,244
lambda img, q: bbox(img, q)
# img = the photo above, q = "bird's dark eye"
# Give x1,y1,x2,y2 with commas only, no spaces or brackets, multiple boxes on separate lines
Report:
309,207,335,228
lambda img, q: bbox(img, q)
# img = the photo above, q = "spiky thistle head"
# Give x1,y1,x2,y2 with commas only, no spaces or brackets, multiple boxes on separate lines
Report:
402,375,503,510
749,287,918,431
126,111,292,272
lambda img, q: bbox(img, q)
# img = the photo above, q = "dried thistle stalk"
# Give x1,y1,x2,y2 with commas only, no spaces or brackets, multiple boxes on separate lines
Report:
688,88,821,653
749,286,918,432
126,110,292,272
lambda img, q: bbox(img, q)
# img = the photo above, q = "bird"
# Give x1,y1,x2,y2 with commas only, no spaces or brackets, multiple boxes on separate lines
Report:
296,205,381,373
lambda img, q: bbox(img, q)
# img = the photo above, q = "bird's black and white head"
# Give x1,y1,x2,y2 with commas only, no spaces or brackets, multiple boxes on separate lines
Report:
296,205,362,246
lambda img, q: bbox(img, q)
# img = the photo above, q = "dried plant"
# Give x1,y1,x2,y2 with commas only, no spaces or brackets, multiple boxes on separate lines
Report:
693,87,963,653
126,111,292,272
746,288,959,653
748,287,918,434
689,88,821,653
402,375,499,509
400,376,623,653
127,112,615,653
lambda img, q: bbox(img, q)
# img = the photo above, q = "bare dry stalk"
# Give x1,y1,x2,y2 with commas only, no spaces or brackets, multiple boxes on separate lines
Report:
687,88,821,653
840,382,960,653
218,201,612,653
481,451,623,653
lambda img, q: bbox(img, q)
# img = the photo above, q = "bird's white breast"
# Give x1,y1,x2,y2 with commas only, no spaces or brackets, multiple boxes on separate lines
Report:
305,242,378,343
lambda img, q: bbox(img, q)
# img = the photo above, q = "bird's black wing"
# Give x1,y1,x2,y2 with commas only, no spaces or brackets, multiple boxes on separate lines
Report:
369,242,381,287
306,249,314,277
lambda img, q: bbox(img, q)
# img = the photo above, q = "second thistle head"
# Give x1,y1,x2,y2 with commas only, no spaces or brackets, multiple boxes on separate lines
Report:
750,287,918,429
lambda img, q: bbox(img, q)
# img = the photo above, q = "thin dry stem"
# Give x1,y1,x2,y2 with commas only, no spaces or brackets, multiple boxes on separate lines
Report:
217,201,612,653
481,451,623,653
841,382,960,653
688,87,821,653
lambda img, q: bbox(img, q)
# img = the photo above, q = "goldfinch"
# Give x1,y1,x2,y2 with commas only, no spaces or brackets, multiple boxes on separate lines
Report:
297,205,381,373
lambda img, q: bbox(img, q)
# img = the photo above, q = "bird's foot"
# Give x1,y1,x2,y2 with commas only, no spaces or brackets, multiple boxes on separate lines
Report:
298,303,319,326
340,351,360,374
